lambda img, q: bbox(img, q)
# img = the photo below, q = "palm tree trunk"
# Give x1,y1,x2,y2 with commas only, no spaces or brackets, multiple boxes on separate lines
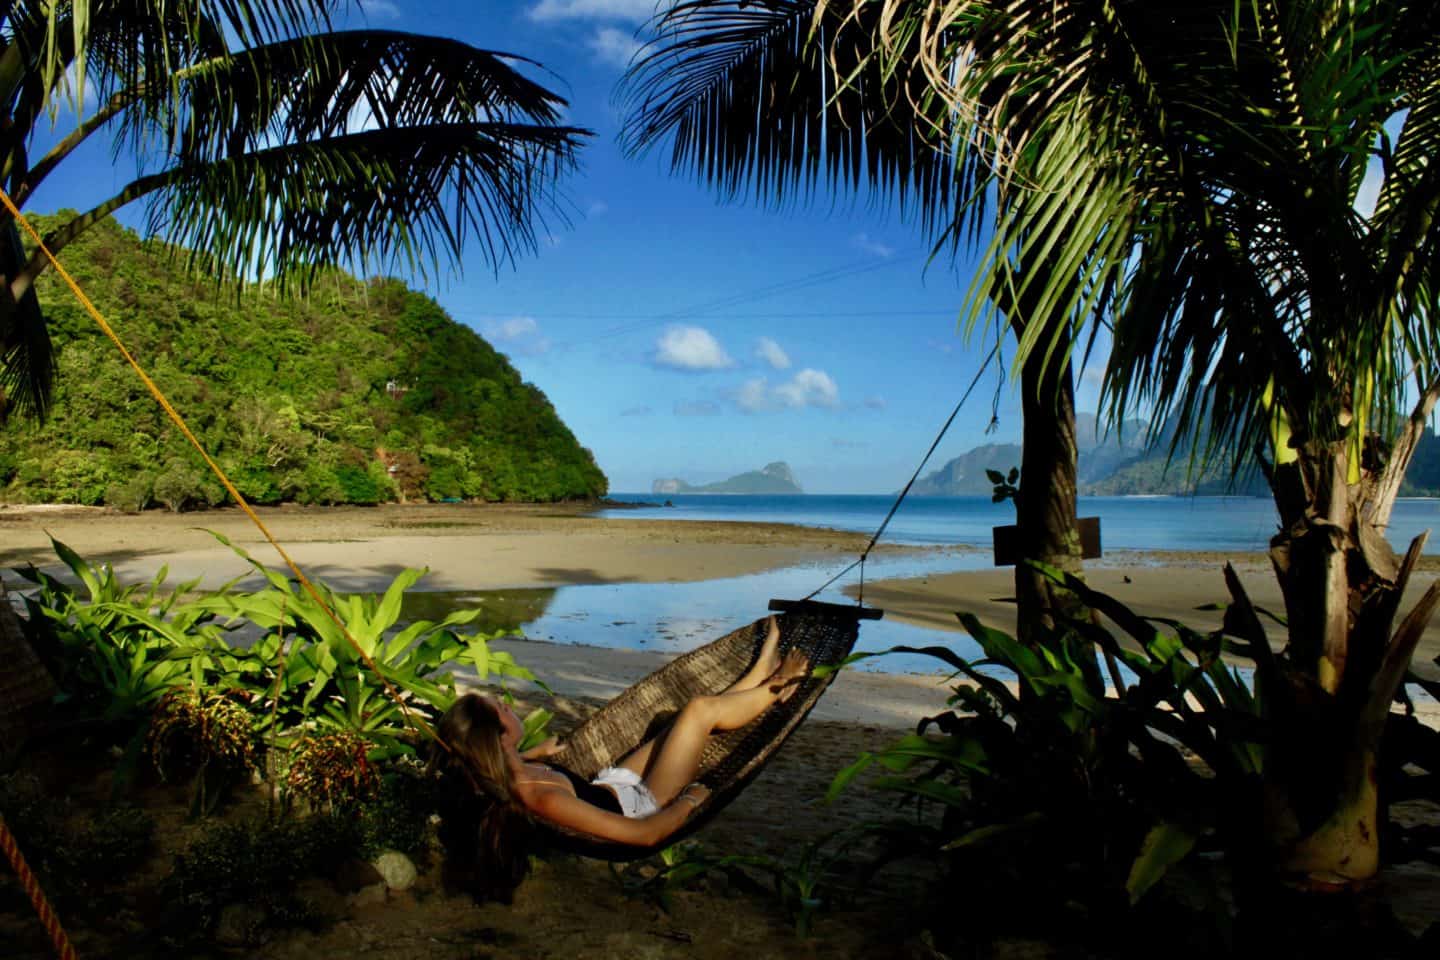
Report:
1013,330,1085,646
1260,436,1439,886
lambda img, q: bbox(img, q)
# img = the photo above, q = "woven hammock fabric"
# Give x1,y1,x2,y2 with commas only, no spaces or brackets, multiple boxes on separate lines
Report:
544,603,871,858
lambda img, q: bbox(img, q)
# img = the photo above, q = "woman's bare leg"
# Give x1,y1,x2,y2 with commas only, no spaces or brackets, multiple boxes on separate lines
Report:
638,650,810,805
613,616,785,776
726,615,783,693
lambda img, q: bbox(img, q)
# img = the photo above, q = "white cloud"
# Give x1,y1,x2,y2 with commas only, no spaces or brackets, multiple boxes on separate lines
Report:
356,0,402,19
588,27,643,68
483,316,552,355
754,336,790,370
529,0,660,22
736,370,841,412
654,325,733,370
675,400,721,416
851,232,895,258
775,369,840,409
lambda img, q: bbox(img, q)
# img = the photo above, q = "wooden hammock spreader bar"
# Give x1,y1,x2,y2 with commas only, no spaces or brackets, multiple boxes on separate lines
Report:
768,597,884,620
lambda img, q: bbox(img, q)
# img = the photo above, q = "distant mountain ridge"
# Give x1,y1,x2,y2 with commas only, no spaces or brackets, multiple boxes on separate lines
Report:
914,415,1440,496
653,462,803,495
911,415,1149,495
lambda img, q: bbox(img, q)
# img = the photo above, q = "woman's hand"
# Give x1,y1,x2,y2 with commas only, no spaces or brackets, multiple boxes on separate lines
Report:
675,782,711,814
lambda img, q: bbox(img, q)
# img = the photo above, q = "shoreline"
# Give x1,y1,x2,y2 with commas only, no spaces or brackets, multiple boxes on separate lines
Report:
4,500,1439,707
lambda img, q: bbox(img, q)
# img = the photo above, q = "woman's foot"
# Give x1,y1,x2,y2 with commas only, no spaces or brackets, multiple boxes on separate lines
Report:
768,649,812,703
732,615,784,692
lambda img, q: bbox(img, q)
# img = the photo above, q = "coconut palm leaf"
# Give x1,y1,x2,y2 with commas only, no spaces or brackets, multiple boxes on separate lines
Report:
0,217,50,418
36,120,584,288
620,0,972,229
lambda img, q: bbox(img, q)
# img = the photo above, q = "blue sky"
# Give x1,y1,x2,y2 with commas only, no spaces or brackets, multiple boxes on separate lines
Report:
29,0,1118,495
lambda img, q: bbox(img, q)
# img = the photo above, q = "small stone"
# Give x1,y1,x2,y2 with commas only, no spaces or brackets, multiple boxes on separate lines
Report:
371,850,418,891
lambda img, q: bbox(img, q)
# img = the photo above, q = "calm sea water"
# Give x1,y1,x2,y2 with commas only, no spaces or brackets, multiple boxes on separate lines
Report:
407,493,1440,677
601,492,1440,555
438,492,1420,676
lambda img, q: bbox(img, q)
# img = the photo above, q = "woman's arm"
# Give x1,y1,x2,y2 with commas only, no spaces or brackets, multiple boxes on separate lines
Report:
529,784,709,847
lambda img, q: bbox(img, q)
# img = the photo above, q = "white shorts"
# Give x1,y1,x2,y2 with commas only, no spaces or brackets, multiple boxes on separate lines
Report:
592,767,660,819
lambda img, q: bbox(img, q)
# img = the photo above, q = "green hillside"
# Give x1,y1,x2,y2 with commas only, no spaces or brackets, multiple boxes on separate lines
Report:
0,215,607,509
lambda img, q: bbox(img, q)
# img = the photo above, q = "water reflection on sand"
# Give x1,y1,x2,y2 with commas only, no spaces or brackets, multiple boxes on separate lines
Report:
403,551,990,674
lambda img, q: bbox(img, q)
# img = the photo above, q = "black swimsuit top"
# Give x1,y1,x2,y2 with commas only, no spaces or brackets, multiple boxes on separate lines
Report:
545,764,623,815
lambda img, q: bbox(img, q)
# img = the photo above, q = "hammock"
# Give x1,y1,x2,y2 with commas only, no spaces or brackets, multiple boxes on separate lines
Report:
541,598,882,859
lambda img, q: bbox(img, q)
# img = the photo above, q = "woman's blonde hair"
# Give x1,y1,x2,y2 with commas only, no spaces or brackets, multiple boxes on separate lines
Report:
430,693,536,901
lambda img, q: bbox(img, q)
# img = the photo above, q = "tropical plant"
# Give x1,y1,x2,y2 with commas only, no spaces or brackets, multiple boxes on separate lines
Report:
821,572,1273,946
16,535,554,773
195,531,548,758
148,689,260,815
0,0,587,419
619,0,1093,645
814,0,1440,897
15,537,236,723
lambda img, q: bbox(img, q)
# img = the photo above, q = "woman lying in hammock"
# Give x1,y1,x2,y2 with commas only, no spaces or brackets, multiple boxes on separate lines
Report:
431,616,810,900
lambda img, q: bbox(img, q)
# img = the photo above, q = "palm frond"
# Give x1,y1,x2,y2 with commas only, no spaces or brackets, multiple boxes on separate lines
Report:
620,0,969,227
105,30,573,173
0,217,53,419
128,120,585,286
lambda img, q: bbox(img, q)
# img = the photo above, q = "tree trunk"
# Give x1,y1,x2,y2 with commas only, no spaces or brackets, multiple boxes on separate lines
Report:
1013,335,1085,646
1259,438,1436,887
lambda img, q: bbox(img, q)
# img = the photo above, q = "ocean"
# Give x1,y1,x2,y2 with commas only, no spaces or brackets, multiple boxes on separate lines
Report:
442,492,1440,676
601,492,1440,555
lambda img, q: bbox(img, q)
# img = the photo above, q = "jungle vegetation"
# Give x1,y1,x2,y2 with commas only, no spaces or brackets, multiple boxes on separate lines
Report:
0,214,608,508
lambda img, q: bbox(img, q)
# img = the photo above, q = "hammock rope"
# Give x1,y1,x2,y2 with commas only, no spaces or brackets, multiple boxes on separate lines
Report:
802,337,1001,605
0,813,77,960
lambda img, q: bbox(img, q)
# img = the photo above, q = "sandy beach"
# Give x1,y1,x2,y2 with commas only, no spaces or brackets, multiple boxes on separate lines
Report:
5,499,1440,717
4,500,1440,957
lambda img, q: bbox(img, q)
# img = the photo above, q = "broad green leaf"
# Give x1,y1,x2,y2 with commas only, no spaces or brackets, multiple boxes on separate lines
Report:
1127,821,1202,904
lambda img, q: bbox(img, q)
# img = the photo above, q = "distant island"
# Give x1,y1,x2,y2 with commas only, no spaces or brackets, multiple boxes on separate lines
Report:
653,462,803,495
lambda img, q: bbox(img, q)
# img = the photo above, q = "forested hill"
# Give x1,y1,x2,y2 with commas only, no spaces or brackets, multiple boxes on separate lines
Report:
0,215,608,509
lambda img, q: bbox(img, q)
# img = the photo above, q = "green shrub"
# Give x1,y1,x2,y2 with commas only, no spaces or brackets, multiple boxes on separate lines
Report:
0,775,155,900
104,473,154,512
153,458,210,512
49,451,111,505
333,464,380,504
424,462,464,500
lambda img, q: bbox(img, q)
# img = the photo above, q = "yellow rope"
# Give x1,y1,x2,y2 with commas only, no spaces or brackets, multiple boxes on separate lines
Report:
0,190,443,751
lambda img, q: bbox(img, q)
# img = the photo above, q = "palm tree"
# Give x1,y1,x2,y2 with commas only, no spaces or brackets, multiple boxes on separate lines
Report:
836,0,1440,891
0,0,588,418
620,0,1093,642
